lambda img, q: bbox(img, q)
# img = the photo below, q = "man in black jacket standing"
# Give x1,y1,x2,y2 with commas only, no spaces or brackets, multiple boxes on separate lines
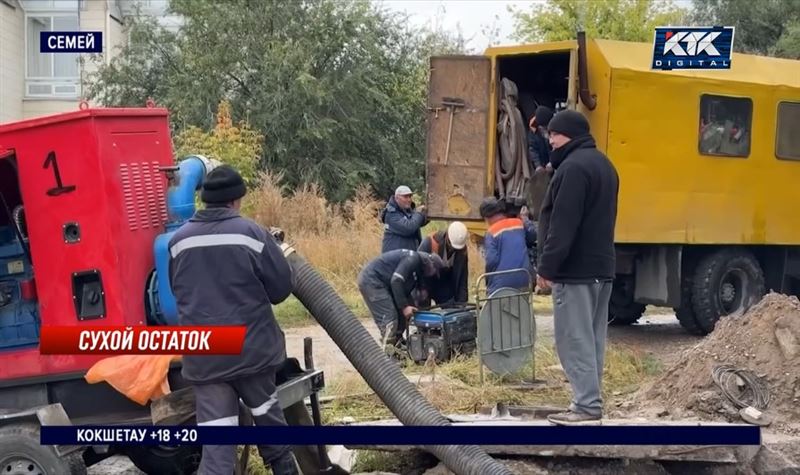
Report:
168,165,300,474
536,110,619,425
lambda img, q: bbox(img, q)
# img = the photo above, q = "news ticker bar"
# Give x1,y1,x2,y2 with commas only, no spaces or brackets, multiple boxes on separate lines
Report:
41,425,761,446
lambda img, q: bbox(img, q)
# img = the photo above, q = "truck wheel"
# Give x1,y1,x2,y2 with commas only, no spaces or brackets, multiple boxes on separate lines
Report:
0,424,86,475
608,275,646,325
125,445,200,475
691,249,766,334
675,273,705,335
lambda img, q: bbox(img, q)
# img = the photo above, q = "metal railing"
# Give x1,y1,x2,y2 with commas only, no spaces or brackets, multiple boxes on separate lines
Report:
473,268,536,384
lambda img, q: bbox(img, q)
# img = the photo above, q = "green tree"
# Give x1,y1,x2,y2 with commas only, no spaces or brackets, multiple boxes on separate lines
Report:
87,0,466,202
691,0,800,58
511,0,687,43
173,100,263,187
774,22,800,59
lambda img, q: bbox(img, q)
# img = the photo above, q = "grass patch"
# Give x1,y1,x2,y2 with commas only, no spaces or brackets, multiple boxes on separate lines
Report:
532,294,553,314
351,450,430,473
274,294,369,328
318,339,663,423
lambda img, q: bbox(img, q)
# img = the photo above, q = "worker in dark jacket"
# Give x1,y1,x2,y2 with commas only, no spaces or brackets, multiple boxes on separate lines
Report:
528,106,554,171
357,250,444,348
537,110,619,426
479,197,532,294
380,185,428,253
418,221,470,305
168,165,300,475
526,106,555,220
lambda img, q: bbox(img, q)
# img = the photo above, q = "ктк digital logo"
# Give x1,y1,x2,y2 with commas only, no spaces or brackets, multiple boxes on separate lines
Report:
652,26,734,71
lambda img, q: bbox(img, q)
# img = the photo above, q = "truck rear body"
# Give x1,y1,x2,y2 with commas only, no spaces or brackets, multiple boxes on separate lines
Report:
425,37,800,333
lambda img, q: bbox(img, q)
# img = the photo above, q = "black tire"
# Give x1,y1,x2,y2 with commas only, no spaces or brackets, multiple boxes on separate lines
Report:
0,423,86,475
675,272,705,335
691,249,766,334
125,445,200,475
608,275,646,325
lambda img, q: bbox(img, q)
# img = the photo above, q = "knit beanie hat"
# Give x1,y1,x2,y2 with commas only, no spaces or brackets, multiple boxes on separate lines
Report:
200,165,247,204
419,252,445,275
547,110,590,138
479,197,505,218
534,106,554,127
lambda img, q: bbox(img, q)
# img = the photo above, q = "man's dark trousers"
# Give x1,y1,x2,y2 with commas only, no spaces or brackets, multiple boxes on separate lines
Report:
194,365,292,474
357,273,405,341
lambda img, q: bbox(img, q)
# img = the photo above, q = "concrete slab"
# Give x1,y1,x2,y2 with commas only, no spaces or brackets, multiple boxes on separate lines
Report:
344,418,763,464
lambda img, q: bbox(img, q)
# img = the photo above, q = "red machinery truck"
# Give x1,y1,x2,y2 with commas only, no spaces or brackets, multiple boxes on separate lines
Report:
0,105,326,474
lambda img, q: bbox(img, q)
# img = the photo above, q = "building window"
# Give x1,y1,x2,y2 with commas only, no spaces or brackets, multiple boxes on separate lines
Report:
25,13,80,98
776,102,800,160
698,94,752,158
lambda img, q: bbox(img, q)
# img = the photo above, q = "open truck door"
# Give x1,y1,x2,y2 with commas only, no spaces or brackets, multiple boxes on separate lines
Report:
425,56,491,221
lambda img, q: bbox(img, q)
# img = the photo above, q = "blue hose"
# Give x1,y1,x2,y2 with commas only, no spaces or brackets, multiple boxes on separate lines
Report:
166,155,208,224
151,155,214,324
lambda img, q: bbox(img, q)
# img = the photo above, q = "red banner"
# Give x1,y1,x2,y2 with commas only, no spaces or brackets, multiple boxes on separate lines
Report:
39,326,247,355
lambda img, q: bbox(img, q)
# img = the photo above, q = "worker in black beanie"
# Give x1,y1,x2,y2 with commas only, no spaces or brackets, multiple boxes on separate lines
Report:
168,163,302,474
537,108,620,426
547,110,591,143
200,164,247,206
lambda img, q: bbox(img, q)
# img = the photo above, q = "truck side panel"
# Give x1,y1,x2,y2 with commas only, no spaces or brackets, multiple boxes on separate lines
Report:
580,38,613,153
607,69,800,245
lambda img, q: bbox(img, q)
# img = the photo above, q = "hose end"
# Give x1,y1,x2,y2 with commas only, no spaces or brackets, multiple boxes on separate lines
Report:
280,242,296,258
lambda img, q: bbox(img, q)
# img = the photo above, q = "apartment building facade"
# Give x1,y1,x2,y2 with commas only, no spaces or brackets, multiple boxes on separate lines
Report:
0,0,179,123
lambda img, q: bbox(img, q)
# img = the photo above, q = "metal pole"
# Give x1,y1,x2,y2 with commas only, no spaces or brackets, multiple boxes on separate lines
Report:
304,337,334,472
474,277,485,385
530,295,536,382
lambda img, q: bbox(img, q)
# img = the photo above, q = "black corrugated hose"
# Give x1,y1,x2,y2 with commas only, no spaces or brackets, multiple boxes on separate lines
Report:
283,248,512,475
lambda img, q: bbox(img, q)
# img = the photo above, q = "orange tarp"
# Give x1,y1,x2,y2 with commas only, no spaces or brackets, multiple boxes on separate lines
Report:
85,355,181,405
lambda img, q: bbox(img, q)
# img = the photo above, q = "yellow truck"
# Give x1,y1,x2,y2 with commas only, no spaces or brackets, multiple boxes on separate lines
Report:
424,33,800,335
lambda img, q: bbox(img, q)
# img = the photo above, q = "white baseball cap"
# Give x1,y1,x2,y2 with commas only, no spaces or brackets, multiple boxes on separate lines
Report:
395,185,413,196
447,221,468,250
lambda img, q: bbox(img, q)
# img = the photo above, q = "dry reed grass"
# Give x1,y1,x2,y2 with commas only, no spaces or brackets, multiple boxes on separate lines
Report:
244,171,383,297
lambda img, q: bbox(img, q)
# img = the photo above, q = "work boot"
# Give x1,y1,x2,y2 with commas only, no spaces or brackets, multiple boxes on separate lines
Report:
269,451,300,475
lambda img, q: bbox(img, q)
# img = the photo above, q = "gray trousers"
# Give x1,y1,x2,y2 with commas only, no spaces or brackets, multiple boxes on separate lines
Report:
194,366,290,475
552,281,612,417
358,274,403,339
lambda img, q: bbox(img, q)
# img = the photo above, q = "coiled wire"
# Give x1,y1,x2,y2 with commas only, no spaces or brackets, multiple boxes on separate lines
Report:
712,365,770,410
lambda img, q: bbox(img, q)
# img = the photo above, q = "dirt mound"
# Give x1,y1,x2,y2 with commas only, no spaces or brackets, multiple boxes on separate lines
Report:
638,292,800,430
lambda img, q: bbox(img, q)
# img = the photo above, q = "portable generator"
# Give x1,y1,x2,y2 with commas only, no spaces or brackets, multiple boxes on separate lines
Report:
407,304,478,364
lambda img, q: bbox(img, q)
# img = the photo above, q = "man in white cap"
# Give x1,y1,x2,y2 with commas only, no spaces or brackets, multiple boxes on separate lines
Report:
380,185,428,253
418,221,470,305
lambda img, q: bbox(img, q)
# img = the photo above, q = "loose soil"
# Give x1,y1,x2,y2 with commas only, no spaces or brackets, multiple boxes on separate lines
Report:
636,292,800,434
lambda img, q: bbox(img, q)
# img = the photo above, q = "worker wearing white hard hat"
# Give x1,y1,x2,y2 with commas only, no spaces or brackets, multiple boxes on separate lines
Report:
418,221,470,305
